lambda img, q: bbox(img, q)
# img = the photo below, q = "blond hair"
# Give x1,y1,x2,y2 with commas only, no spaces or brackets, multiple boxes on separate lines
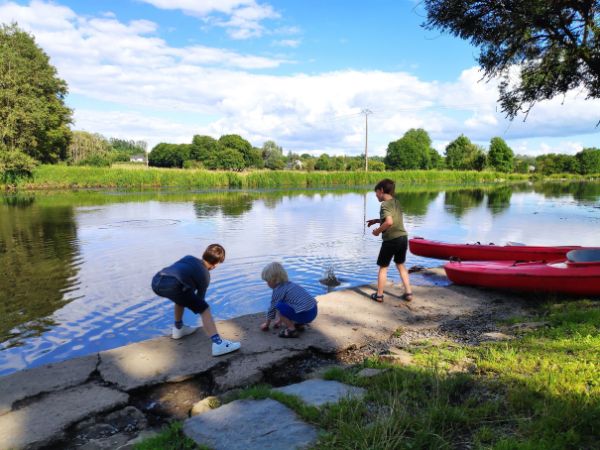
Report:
261,262,288,285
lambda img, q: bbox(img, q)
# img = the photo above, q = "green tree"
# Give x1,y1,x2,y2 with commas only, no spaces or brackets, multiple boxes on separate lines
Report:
190,135,219,163
68,131,112,165
384,128,432,170
219,134,261,168
424,1,600,119
314,153,332,171
206,147,245,171
0,23,72,162
148,143,190,168
487,137,514,172
536,153,579,175
369,160,386,171
428,148,444,169
445,135,486,171
575,148,600,174
261,140,285,170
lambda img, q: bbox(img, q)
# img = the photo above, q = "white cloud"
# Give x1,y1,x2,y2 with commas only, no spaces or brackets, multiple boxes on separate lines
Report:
2,1,599,155
272,39,300,48
139,0,279,39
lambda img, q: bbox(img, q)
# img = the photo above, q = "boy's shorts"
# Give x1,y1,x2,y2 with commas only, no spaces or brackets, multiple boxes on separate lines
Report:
276,302,318,324
151,273,209,314
376,235,408,267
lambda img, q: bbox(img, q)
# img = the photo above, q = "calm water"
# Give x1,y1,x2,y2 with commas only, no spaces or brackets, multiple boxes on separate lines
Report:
1,182,599,375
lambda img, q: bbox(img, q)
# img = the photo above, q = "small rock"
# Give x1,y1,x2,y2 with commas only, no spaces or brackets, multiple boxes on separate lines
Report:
357,368,387,378
480,332,514,341
509,321,550,332
190,396,221,416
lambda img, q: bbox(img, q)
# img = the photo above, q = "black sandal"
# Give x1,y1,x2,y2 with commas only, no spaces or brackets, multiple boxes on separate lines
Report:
295,324,307,332
370,293,384,303
401,292,414,301
279,328,299,338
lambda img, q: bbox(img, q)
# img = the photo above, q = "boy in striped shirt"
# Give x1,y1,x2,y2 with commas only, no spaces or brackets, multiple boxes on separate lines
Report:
260,262,318,338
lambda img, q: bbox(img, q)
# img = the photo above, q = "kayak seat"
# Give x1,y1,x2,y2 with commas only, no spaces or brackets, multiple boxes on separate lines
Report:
567,249,600,263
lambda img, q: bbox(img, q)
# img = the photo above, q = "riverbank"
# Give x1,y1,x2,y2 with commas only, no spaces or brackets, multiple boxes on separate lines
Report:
1,273,597,449
10,166,532,190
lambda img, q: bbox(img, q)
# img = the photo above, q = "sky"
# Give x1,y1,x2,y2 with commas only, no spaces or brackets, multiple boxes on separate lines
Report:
1,0,599,157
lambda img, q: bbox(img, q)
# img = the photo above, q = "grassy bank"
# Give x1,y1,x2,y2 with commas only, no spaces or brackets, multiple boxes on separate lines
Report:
11,165,532,190
136,299,599,449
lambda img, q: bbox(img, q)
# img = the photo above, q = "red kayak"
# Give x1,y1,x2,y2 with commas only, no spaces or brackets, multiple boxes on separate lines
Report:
444,249,600,296
409,237,581,261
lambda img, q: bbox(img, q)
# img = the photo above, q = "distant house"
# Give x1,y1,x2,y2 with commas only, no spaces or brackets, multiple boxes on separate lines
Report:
130,153,147,163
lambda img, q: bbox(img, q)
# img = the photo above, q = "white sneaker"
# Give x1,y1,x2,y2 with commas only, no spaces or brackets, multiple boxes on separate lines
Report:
212,339,241,356
171,325,197,340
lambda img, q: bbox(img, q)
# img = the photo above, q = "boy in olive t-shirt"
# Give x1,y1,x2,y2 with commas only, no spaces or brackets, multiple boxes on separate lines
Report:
366,179,413,302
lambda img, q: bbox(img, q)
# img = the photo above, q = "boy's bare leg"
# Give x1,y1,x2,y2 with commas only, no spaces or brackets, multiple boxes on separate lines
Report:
396,263,412,294
199,308,218,336
377,266,389,296
174,304,184,322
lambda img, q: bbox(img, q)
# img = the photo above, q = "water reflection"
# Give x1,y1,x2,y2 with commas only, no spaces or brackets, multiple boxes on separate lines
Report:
486,186,513,215
444,189,485,218
0,195,81,345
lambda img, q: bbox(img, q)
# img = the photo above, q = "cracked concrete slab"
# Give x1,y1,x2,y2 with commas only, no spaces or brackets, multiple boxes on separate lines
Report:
183,399,318,450
0,354,98,416
274,379,365,407
95,282,498,392
0,383,128,450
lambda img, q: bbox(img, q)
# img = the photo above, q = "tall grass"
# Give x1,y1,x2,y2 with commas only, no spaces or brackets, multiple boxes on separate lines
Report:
15,165,531,190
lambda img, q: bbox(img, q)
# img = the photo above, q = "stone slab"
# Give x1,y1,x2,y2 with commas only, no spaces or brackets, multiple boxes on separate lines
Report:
183,398,318,450
0,354,98,415
274,379,365,407
0,383,128,450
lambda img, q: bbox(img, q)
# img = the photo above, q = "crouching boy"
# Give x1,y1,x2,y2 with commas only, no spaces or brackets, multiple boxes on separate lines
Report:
260,262,318,338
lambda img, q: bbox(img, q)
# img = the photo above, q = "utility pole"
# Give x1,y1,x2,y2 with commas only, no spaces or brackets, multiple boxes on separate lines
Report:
361,109,372,171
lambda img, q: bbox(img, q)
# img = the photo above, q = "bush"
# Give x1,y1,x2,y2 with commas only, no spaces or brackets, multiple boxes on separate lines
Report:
0,149,38,183
183,159,204,169
76,154,111,167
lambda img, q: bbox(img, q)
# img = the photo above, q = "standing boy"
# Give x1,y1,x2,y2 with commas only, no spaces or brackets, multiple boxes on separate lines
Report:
151,244,241,356
366,179,413,302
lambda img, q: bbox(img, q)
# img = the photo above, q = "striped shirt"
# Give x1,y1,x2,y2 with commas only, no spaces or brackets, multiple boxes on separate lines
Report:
267,281,317,320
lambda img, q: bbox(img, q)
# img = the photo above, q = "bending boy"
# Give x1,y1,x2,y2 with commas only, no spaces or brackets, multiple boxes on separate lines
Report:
151,244,241,356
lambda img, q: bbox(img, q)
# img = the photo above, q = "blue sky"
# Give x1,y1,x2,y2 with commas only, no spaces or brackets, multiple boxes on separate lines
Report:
1,0,599,156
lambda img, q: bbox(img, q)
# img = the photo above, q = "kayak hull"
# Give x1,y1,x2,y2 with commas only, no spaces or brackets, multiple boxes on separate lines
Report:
409,237,581,261
444,260,600,296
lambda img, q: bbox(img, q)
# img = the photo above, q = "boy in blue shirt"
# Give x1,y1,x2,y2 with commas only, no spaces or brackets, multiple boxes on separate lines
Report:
151,244,241,356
